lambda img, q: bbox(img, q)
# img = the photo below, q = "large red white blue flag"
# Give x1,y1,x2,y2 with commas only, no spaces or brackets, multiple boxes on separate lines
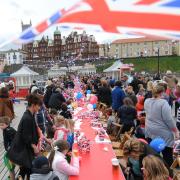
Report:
1,0,180,46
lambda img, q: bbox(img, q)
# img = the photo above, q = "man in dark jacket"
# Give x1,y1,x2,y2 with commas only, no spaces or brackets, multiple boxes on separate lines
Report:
111,81,126,112
130,76,143,95
97,80,112,107
43,84,55,108
48,88,66,111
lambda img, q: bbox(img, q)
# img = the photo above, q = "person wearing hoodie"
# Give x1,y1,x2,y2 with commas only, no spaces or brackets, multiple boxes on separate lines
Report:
30,156,59,180
48,88,66,111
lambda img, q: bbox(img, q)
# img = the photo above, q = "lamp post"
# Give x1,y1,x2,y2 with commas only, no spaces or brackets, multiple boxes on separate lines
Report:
154,47,160,80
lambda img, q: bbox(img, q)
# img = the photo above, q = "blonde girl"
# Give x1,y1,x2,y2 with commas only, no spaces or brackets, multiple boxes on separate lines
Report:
54,115,69,141
142,155,171,180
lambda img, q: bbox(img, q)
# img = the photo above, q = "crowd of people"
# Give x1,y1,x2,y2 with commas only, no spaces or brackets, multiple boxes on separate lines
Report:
0,71,180,180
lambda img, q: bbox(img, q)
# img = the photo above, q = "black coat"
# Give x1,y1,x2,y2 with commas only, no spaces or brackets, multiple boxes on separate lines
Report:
60,110,72,119
3,126,16,151
43,86,54,108
48,92,66,110
7,110,39,168
97,86,112,106
118,105,137,125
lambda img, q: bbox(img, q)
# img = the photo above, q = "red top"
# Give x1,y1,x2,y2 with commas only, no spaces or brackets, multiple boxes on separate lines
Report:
70,111,125,180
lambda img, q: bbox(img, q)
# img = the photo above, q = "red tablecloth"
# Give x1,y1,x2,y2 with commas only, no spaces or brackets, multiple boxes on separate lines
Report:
70,115,125,180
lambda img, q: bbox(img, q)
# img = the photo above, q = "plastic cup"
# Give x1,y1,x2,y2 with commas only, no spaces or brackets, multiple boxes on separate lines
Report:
73,149,79,157
111,158,119,166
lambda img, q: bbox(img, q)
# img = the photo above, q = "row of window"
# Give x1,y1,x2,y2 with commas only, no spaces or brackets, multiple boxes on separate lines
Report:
115,50,170,58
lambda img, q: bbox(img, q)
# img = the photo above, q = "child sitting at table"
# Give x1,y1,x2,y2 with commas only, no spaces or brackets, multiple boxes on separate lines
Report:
46,109,58,138
142,155,172,180
0,116,16,180
54,115,69,141
60,103,72,119
48,140,79,179
30,156,59,180
67,99,74,112
135,111,146,139
66,119,75,150
106,108,116,134
49,109,58,121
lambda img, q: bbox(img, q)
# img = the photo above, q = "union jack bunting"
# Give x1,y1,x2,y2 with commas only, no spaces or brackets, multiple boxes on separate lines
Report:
58,0,180,39
1,0,180,47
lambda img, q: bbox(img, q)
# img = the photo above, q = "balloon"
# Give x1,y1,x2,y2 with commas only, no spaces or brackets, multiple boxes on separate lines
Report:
87,90,91,94
87,104,93,111
76,92,83,99
150,138,166,152
90,95,98,104
93,104,97,109
74,92,77,98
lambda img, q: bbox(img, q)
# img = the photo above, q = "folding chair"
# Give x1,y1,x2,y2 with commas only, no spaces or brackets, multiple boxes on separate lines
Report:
113,133,131,158
112,127,134,149
108,119,122,141
171,155,180,180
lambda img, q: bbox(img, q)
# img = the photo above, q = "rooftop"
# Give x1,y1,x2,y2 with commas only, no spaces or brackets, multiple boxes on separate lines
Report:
112,37,170,44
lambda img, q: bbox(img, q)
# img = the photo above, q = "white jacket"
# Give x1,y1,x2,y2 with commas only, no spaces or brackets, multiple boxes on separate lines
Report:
52,151,79,180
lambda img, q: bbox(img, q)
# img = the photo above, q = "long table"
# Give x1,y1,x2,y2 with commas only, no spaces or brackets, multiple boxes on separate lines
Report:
70,109,125,180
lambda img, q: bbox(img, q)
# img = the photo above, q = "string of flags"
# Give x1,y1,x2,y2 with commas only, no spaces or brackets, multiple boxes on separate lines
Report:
1,0,180,48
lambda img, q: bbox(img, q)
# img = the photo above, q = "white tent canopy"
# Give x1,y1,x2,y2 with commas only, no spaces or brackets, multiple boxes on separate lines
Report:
103,60,124,73
103,60,132,80
103,60,132,73
10,66,39,91
11,66,39,76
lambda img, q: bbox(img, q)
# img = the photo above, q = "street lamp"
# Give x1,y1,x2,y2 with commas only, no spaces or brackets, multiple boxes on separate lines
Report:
154,47,160,80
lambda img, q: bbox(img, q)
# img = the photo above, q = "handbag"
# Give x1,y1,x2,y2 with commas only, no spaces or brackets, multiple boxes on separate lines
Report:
7,129,33,168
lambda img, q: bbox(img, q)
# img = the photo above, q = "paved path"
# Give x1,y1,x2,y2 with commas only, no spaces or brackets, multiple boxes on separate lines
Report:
0,101,26,180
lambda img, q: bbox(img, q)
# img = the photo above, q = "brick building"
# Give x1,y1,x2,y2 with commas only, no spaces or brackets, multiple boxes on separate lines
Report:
23,27,61,68
61,31,99,60
22,24,99,68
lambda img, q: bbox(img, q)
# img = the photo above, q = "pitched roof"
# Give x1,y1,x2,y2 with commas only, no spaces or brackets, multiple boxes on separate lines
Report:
10,66,39,76
111,37,170,44
103,60,131,73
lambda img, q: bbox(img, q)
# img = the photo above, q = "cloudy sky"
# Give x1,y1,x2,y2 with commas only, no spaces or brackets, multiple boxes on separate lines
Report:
0,0,134,49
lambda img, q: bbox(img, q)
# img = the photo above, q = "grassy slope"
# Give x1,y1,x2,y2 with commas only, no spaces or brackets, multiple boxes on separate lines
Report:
96,56,180,73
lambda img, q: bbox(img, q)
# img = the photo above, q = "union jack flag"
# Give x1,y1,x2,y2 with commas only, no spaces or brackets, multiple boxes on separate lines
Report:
58,0,180,39
1,0,180,48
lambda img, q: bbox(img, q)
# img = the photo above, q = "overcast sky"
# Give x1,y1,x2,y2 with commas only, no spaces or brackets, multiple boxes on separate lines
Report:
0,0,134,49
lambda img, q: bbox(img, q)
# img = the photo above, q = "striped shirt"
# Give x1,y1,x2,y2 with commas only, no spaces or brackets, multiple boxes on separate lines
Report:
177,107,180,123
